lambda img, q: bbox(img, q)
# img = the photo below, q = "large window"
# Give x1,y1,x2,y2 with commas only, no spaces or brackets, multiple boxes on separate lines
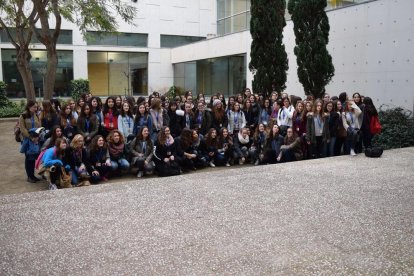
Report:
86,32,148,47
1,49,73,98
87,51,148,96
0,28,72,44
160,35,205,48
217,0,376,35
174,55,246,96
217,0,250,36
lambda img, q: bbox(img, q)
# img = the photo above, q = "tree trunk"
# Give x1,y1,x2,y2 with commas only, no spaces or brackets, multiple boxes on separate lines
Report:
43,46,57,100
16,49,36,101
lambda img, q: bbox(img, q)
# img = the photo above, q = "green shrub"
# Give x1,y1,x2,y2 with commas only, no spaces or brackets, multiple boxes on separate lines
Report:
0,81,10,108
165,86,184,101
0,105,24,118
70,79,90,101
373,107,414,149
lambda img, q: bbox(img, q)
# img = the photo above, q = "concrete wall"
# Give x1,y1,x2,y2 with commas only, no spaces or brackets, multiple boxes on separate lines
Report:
172,0,414,111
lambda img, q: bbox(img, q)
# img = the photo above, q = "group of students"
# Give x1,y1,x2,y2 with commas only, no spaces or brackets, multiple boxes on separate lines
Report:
18,88,380,190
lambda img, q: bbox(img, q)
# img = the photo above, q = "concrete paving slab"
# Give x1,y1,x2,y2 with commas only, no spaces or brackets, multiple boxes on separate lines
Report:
1,148,414,275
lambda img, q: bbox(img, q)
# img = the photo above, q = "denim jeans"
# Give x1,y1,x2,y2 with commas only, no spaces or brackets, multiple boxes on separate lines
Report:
111,159,130,171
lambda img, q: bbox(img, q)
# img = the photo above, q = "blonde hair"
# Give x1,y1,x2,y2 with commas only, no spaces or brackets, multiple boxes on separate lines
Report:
70,134,84,148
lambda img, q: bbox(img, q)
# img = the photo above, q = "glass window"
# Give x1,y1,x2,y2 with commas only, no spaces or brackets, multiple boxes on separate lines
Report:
0,28,72,44
86,32,148,47
174,55,246,96
1,49,73,98
87,51,148,96
233,13,247,33
160,35,205,48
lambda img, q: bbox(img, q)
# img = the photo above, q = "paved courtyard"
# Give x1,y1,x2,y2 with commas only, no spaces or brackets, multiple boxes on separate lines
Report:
0,135,413,274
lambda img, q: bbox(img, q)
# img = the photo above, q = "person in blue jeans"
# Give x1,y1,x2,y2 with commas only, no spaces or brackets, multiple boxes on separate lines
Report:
107,130,130,171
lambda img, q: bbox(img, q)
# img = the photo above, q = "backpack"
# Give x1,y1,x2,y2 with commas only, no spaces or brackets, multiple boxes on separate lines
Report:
365,146,383,158
35,148,48,170
14,120,21,142
370,115,382,135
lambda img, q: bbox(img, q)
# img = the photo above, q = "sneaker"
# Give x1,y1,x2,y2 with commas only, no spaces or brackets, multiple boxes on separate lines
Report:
350,149,356,156
225,162,231,167
27,178,36,183
239,158,245,165
48,183,58,190
209,161,216,167
137,171,144,178
254,160,259,166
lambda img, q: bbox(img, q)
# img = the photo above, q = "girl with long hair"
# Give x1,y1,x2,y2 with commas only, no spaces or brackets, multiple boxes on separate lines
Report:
263,124,284,164
227,102,246,135
149,98,170,142
175,128,200,171
258,98,271,127
211,99,228,132
88,135,112,182
218,127,234,167
342,100,362,156
278,128,303,162
129,126,154,178
334,100,347,155
324,101,339,157
101,96,118,137
201,128,222,167
277,97,294,136
306,99,330,158
19,100,42,182
167,101,182,138
77,103,99,144
118,102,135,142
133,103,153,137
60,103,77,141
233,127,254,165
41,138,69,190
40,100,59,134
252,123,267,165
361,96,379,149
41,125,68,151
153,126,181,177
65,134,93,186
107,130,130,171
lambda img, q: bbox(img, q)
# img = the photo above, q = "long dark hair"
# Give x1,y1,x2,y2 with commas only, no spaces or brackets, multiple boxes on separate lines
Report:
180,128,193,149
102,96,118,116
89,135,107,152
54,138,67,157
23,100,37,118
363,97,378,116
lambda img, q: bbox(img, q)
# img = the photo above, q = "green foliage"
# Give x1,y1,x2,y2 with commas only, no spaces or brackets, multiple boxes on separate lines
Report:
249,0,288,97
0,104,24,118
288,0,335,99
0,81,24,117
373,107,414,150
0,81,9,108
165,86,184,101
70,79,90,101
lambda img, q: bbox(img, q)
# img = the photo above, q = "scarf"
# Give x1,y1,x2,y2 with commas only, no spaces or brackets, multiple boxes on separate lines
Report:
108,142,124,158
165,135,174,146
150,109,163,131
238,132,250,144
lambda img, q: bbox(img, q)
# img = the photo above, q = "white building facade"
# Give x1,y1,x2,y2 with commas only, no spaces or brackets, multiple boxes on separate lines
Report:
0,0,413,110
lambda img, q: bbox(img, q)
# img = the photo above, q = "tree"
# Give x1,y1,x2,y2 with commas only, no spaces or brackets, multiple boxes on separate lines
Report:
249,0,288,98
0,0,137,100
288,0,335,99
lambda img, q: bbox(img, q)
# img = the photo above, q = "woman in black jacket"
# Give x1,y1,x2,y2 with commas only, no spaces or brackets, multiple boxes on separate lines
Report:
153,127,181,177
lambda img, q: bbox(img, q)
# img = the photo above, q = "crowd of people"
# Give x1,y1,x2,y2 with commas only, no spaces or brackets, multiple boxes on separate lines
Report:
18,88,380,190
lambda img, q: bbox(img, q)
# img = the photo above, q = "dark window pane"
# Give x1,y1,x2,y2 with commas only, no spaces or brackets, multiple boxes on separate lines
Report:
160,35,205,48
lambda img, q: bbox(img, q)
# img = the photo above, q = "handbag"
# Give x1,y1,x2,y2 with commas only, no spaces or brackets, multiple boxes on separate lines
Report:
370,115,382,134
365,147,383,158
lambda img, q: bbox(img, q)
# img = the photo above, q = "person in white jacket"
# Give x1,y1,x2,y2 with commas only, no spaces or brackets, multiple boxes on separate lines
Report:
118,102,135,142
227,102,246,135
342,100,362,156
277,97,294,136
